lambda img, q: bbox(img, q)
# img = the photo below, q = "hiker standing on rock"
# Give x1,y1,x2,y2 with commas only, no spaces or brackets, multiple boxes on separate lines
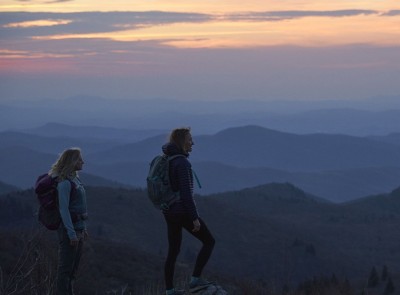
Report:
49,148,88,295
162,127,215,295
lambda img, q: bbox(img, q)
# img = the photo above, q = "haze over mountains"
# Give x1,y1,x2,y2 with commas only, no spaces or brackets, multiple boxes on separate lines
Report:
2,96,400,293
2,95,400,135
1,95,400,202
1,122,400,202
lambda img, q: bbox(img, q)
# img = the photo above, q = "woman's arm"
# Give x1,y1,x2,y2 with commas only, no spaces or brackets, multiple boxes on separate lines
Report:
57,180,78,242
176,159,199,221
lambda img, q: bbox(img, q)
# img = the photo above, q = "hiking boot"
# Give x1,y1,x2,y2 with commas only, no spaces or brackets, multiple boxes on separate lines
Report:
189,278,214,293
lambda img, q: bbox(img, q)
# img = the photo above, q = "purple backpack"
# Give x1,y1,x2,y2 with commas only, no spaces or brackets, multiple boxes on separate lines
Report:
34,173,75,230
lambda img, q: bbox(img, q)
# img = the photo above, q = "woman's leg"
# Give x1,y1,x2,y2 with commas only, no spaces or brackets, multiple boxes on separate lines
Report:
56,228,84,295
70,231,84,292
164,215,183,290
56,228,74,295
183,218,215,277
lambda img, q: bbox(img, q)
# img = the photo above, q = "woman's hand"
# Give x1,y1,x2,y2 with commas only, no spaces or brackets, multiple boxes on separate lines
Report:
192,219,201,232
70,238,79,246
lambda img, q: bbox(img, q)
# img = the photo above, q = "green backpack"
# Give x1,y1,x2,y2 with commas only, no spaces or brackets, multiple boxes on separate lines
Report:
146,154,184,210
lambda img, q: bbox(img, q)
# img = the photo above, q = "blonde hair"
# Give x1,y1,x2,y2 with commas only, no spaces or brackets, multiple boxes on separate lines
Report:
169,127,191,152
49,148,82,180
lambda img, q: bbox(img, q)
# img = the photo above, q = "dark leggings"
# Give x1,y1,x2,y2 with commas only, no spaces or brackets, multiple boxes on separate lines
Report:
164,214,215,290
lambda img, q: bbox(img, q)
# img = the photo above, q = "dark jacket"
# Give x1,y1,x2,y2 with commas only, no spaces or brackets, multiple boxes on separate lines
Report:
162,143,199,221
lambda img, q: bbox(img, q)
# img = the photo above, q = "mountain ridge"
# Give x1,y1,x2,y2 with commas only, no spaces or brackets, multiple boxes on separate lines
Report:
2,125,400,202
86,125,400,171
3,97,400,135
19,122,166,142
2,182,399,287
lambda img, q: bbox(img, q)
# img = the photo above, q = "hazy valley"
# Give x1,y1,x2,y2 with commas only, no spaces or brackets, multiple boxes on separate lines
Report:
1,122,400,202
1,182,399,293
1,97,400,294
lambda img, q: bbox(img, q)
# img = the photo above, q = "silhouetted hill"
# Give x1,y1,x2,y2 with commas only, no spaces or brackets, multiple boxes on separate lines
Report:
0,146,55,187
3,183,399,288
4,97,400,135
0,180,19,194
269,108,400,135
0,147,129,188
80,160,400,202
4,146,400,202
0,229,184,295
3,126,400,202
0,131,120,154
344,186,400,213
193,125,400,170
86,125,400,171
85,134,168,164
78,173,133,188
368,132,400,146
282,166,400,202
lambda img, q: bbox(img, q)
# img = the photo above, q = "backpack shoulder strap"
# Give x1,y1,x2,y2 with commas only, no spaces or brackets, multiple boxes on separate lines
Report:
192,170,202,189
68,177,78,193
166,155,201,188
58,177,78,197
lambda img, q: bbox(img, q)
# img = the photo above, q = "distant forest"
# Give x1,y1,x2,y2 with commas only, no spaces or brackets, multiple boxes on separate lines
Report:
1,183,399,294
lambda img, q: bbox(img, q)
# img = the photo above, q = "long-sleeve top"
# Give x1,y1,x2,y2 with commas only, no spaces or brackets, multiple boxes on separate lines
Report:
162,143,199,221
57,176,87,240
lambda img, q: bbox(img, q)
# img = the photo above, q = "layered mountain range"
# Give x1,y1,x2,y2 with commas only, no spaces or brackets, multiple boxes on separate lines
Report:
1,182,399,288
1,124,400,202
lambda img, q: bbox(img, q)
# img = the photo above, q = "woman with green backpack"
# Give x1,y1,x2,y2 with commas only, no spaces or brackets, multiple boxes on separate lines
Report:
161,127,215,295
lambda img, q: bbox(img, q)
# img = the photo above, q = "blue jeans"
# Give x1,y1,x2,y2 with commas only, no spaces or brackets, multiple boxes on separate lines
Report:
56,228,84,295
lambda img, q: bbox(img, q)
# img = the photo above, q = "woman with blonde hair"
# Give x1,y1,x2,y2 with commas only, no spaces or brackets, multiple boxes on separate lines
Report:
49,147,88,295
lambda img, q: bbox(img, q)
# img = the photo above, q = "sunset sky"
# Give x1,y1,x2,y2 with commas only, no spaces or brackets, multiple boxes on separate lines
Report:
1,0,400,102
